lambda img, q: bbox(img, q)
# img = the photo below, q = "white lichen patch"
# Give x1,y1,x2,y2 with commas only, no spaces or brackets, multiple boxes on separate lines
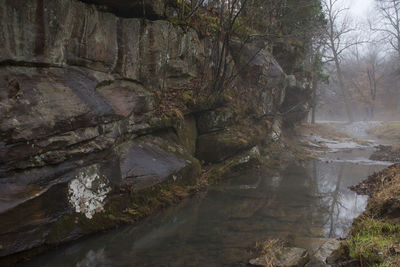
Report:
238,155,251,164
271,119,282,142
68,165,111,219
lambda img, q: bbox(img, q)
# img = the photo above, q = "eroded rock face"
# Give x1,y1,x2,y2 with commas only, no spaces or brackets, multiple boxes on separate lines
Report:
0,0,302,262
280,75,312,127
0,0,72,65
137,20,204,90
0,159,120,258
0,131,201,259
79,0,169,18
196,125,268,163
193,39,289,165
230,40,286,116
0,67,159,177
197,108,235,135
118,134,201,191
0,0,203,89
176,115,198,155
0,9,204,256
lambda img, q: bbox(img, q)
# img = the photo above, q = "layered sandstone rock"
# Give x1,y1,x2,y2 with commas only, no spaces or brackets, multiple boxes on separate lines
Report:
0,0,310,262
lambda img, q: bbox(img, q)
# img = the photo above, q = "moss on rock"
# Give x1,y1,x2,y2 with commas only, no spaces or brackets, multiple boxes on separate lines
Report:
175,115,198,155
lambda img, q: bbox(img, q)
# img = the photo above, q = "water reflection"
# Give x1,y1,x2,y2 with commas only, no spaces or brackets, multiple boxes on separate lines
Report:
21,155,385,267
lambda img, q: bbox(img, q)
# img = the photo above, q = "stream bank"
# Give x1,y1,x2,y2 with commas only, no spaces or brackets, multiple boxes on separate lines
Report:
343,162,400,266
17,122,392,266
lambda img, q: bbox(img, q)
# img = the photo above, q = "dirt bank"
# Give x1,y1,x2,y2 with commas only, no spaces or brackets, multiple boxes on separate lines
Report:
345,163,400,266
370,145,400,163
367,122,400,143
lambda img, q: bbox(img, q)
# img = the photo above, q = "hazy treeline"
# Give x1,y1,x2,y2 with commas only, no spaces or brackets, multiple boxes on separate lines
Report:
315,0,400,121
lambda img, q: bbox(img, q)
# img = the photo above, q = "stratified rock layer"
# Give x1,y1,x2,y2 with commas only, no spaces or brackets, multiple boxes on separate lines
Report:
0,0,311,263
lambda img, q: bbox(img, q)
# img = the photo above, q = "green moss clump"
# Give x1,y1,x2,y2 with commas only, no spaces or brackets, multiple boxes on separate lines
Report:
346,218,400,266
168,18,188,27
182,91,195,106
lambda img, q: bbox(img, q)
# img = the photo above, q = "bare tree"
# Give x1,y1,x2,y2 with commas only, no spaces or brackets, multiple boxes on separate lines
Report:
210,0,248,93
344,44,385,120
366,46,385,118
322,0,362,122
371,0,400,58
310,27,329,124
370,0,400,115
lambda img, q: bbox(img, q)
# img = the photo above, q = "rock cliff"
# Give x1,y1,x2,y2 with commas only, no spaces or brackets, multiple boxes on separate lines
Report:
0,0,312,263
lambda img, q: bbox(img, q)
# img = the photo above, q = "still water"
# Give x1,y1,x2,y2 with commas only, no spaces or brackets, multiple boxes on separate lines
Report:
21,148,388,267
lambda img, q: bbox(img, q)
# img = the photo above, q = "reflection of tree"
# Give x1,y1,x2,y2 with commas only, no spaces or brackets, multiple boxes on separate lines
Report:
310,162,348,238
314,163,358,238
327,165,344,237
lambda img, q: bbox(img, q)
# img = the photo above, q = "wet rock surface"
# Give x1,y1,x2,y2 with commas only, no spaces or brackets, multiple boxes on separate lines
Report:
15,134,383,266
117,133,201,191
305,238,342,267
0,3,204,257
250,239,342,267
0,0,314,263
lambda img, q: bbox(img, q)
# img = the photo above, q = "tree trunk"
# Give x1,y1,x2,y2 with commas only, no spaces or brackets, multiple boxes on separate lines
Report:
181,0,185,20
311,78,317,124
334,56,354,123
326,0,355,123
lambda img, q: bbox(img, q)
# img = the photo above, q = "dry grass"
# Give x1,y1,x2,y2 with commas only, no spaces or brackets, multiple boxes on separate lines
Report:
296,123,373,149
367,122,400,142
254,239,285,267
282,132,320,161
296,123,351,140
367,164,400,218
291,123,356,159
370,145,400,163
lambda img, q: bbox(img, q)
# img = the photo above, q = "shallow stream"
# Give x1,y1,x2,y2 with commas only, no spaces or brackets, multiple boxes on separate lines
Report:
20,123,392,267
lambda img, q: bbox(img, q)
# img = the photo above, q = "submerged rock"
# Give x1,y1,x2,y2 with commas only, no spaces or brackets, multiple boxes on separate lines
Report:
303,238,342,267
314,239,342,264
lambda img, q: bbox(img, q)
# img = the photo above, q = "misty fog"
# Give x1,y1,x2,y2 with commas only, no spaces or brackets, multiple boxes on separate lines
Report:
313,0,400,122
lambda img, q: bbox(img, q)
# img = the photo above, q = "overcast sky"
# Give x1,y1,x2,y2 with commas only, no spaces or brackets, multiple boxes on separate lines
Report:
346,0,374,18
